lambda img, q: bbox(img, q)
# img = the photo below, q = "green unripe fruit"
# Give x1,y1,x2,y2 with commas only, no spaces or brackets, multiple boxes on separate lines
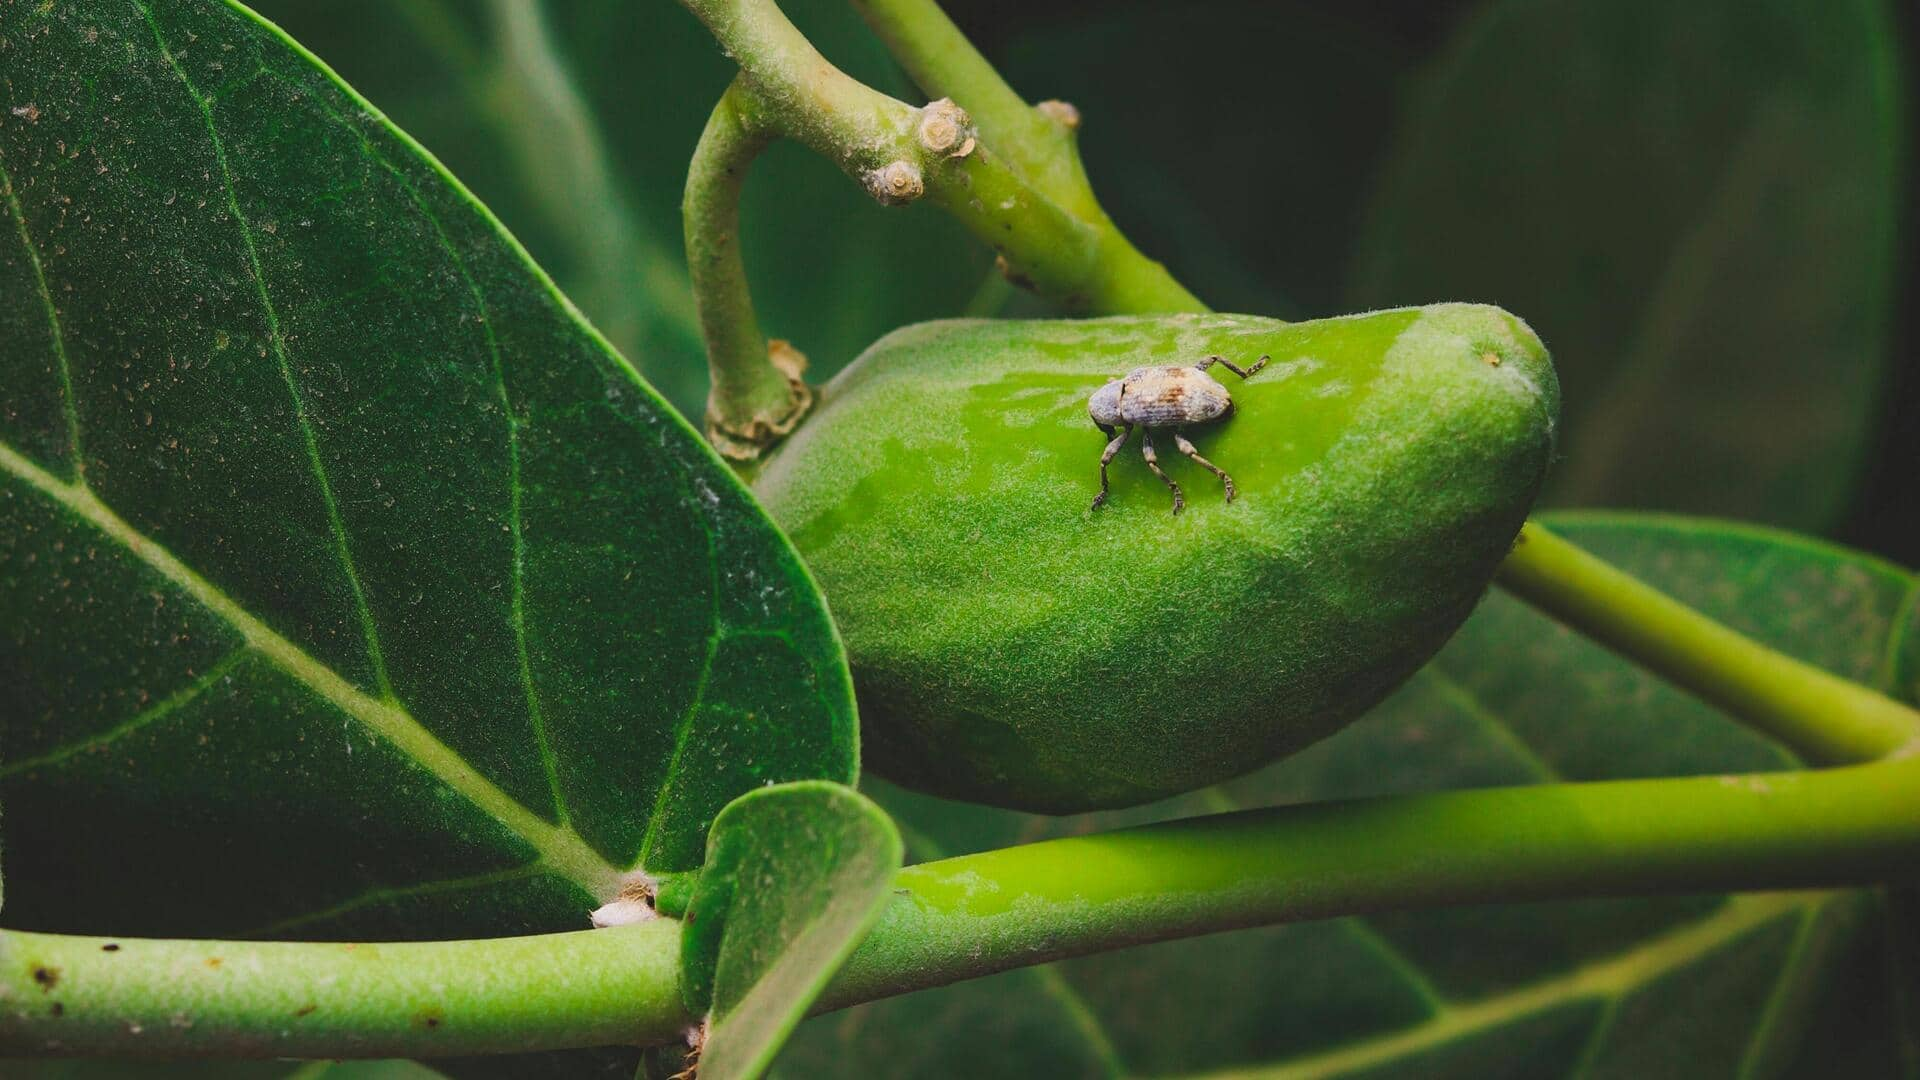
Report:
755,305,1558,812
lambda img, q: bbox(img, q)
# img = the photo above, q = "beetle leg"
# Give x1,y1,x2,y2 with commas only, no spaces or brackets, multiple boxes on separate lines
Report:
1173,432,1236,503
1196,354,1270,380
1090,424,1132,511
1141,432,1184,515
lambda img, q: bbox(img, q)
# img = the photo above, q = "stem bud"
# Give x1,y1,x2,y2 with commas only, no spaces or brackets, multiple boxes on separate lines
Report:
916,98,977,158
865,159,926,205
1036,98,1081,131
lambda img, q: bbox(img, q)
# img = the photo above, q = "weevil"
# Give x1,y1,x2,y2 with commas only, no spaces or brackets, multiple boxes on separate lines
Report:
1088,354,1269,514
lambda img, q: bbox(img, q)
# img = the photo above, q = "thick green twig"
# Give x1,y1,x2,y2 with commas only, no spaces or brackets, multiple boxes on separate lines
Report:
0,921,688,1059
675,0,1201,314
9,752,1919,1059
1499,521,1920,764
685,79,811,459
844,0,1102,221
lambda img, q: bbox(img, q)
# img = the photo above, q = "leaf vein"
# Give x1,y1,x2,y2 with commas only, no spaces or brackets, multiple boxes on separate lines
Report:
1342,918,1451,1015
0,438,622,897
1874,575,1919,697
1029,965,1129,1079
637,461,726,869
296,85,572,827
0,157,87,482
1562,995,1620,1080
1163,893,1818,1080
1421,665,1563,783
136,0,396,702
0,649,250,776
239,861,550,938
1734,903,1821,1080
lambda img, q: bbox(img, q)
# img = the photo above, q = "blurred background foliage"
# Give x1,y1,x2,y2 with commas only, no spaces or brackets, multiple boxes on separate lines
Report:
245,0,1916,561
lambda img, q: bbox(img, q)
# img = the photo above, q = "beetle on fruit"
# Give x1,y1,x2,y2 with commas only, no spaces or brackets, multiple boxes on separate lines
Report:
1089,354,1270,513
755,306,1559,813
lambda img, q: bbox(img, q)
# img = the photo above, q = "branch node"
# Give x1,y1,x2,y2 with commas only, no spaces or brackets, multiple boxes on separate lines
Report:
916,97,977,158
1036,98,1081,131
865,159,927,205
589,872,659,927
705,339,814,461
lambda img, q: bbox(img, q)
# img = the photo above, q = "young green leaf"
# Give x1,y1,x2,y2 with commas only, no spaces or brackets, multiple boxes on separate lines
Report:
667,782,902,1080
773,514,1919,1077
0,0,853,948
1353,0,1903,532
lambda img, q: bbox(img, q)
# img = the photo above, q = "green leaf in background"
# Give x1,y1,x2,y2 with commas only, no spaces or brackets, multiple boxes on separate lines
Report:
242,0,993,419
660,781,901,1080
773,514,1920,1077
0,0,853,950
1352,0,1905,532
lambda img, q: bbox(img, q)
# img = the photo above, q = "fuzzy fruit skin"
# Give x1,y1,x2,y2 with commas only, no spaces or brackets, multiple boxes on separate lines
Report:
755,306,1559,812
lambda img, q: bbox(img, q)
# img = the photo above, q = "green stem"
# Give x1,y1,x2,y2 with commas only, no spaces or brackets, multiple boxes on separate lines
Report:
1,921,689,1059
11,754,1919,1059
1499,521,1920,764
685,79,810,460
675,0,1202,315
844,0,1096,217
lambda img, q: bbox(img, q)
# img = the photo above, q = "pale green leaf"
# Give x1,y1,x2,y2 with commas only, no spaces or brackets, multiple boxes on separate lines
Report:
664,781,901,1080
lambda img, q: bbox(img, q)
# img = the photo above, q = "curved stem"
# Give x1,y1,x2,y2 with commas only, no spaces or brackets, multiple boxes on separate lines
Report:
676,0,1202,315
11,753,1919,1059
1499,521,1920,764
685,79,809,459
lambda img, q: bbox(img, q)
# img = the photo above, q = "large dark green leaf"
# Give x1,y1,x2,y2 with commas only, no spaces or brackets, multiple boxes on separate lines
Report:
240,0,993,420
0,0,853,949
772,514,1919,1077
1352,0,1905,531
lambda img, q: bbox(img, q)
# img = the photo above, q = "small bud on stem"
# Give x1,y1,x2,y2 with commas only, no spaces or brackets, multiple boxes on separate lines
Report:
1036,98,1081,130
866,159,927,205
916,98,977,158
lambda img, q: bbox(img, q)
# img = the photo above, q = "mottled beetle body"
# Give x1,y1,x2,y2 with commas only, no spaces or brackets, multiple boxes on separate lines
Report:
1089,365,1235,428
1089,354,1268,514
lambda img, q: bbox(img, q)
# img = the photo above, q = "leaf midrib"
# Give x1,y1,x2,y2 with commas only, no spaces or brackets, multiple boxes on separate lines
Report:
0,440,624,898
